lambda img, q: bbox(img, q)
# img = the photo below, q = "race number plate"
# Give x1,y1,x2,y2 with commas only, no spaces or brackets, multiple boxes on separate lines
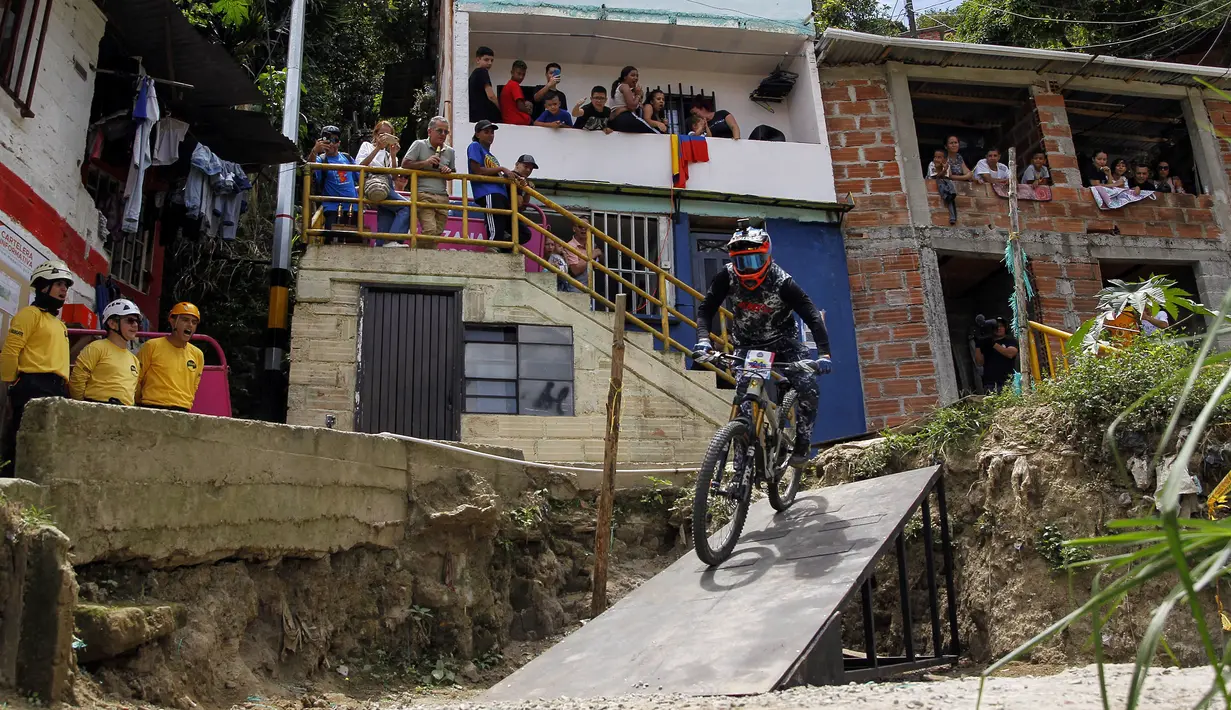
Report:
744,350,775,371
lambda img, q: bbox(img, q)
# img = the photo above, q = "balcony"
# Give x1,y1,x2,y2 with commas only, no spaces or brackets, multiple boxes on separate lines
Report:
475,124,836,203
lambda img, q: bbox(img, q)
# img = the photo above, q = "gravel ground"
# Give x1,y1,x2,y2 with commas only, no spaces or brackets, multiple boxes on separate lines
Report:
407,664,1213,710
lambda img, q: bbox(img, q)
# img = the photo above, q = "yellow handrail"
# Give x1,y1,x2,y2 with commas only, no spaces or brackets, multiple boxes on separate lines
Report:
300,162,739,384
1026,319,1118,381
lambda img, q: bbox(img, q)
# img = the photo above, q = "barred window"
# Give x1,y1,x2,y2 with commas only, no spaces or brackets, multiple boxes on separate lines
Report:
653,84,715,136
589,212,670,317
0,0,53,117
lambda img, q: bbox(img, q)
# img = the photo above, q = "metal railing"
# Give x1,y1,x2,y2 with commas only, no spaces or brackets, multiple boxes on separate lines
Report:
1027,319,1118,381
301,162,739,383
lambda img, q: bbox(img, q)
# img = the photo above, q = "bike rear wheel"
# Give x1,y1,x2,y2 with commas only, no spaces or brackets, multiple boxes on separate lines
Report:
768,391,801,512
693,419,753,566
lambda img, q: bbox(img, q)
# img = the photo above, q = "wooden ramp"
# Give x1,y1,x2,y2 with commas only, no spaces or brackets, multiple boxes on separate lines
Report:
484,465,959,701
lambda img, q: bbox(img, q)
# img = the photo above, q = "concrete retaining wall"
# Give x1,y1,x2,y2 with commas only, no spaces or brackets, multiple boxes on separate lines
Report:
19,400,411,567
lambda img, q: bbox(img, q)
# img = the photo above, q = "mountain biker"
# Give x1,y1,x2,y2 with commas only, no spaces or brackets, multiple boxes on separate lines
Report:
692,221,831,467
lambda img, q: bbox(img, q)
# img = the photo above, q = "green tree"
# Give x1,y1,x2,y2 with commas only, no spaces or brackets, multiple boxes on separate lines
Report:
814,0,906,35
947,0,1228,59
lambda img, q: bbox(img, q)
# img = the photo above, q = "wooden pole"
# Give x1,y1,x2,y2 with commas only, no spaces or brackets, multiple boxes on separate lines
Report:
1007,148,1032,388
592,293,626,618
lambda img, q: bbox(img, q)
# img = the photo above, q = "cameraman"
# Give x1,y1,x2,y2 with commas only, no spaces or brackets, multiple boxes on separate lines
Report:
973,316,1019,393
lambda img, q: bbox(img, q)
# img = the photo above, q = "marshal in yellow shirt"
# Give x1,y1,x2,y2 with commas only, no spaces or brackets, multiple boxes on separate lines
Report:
136,337,204,410
70,339,140,405
0,306,69,383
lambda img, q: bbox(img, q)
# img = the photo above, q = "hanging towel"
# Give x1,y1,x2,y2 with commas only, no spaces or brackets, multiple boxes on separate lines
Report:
122,77,160,233
152,117,189,166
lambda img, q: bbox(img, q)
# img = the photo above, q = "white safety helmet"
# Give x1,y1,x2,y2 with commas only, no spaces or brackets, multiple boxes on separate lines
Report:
102,299,142,326
30,260,74,289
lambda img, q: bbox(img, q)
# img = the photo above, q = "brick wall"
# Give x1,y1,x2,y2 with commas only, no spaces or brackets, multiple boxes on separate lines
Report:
847,248,939,430
823,77,909,236
1030,256,1103,332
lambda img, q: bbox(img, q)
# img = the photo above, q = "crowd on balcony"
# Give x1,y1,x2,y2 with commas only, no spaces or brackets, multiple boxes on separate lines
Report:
467,47,741,139
927,134,1192,223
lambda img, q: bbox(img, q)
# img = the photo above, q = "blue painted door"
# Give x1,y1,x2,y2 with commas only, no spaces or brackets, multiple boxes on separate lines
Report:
670,216,866,442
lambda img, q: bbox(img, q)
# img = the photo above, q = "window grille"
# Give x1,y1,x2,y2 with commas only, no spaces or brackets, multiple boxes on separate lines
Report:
589,212,668,317
654,84,715,136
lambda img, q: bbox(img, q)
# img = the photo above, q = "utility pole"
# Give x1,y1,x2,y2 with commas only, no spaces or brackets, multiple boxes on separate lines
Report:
905,0,917,36
1007,148,1032,389
263,0,307,421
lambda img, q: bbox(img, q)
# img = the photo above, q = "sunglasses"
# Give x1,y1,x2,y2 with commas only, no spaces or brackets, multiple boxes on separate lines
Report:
324,137,341,144
432,127,449,135
1158,165,1170,170
121,316,141,326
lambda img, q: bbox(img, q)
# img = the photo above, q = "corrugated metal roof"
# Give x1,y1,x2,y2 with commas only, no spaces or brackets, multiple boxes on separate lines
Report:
817,28,1231,89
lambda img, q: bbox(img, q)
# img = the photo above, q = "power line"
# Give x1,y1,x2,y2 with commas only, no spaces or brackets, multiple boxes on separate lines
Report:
1058,0,1231,51
1199,8,1231,63
960,0,1221,25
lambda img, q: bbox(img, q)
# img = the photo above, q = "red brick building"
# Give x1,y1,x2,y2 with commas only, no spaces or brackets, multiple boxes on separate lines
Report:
818,30,1231,430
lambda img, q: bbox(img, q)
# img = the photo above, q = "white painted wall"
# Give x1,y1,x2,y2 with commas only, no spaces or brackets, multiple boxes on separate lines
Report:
0,0,107,260
465,123,837,203
471,56,818,143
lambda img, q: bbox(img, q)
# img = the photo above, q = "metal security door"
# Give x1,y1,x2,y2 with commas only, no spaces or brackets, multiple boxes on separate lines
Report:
355,288,462,439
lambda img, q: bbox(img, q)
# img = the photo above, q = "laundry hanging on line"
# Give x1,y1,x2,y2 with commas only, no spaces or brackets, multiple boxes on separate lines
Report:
122,76,158,234
179,143,251,241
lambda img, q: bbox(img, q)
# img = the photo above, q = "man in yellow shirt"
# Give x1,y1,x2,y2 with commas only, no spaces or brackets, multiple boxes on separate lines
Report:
137,302,204,412
70,299,142,405
0,260,74,474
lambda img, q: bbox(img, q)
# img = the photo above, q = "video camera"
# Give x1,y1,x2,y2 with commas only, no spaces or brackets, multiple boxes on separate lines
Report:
970,314,1003,342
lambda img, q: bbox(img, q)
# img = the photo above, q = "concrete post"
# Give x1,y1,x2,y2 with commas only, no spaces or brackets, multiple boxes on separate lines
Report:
885,63,929,227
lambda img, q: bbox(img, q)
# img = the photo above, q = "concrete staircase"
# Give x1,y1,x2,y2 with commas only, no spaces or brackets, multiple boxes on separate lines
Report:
520,263,724,397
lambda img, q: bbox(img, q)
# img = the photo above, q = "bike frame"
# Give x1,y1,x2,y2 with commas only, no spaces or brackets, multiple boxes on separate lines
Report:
716,352,790,480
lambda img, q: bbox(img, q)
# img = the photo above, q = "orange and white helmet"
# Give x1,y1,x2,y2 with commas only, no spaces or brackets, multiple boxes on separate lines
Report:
727,221,772,290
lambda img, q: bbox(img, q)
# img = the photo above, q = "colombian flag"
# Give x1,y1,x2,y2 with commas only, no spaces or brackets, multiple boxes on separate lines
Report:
672,135,710,189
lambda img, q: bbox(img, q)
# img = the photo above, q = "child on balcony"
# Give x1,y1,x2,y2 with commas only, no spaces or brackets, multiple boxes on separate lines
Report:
534,92,574,128
928,149,958,225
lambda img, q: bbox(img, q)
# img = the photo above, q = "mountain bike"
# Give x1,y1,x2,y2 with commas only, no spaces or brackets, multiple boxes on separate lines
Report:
691,350,818,566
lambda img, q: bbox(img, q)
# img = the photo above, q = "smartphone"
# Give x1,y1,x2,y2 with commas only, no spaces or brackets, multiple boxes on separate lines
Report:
551,68,561,79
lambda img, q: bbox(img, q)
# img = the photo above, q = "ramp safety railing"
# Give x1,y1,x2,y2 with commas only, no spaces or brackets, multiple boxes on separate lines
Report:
823,472,961,684
302,162,738,384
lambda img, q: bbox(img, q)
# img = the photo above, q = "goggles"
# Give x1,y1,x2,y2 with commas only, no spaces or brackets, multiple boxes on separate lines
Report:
732,252,768,273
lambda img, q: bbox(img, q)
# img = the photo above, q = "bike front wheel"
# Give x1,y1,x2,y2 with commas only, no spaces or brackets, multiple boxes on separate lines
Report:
693,419,753,566
767,391,802,512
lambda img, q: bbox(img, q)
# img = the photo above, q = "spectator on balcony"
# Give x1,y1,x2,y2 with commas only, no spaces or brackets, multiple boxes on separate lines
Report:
401,116,455,245
973,148,1010,185
641,89,670,134
1156,161,1186,194
690,95,740,140
1129,164,1159,194
357,120,410,238
941,135,973,182
530,63,567,119
500,60,533,126
549,222,603,292
1109,158,1130,188
1021,152,1052,186
687,114,707,136
573,86,613,133
609,66,657,134
1083,151,1113,186
307,125,358,233
534,92,574,128
469,46,501,123
928,149,958,225
467,120,525,251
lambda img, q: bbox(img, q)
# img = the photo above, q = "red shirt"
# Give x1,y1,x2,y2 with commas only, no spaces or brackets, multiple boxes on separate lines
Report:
499,80,531,125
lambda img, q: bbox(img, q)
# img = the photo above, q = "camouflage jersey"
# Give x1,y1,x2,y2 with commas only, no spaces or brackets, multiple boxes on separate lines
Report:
696,262,830,354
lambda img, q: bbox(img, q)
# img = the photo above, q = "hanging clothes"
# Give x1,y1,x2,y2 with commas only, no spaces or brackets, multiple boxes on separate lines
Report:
122,77,159,234
152,117,189,166
181,144,252,240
